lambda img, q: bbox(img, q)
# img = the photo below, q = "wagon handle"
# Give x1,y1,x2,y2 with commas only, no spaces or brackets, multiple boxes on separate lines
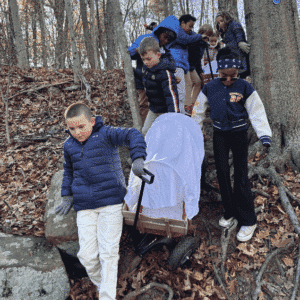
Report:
204,42,214,81
139,168,155,184
133,169,154,232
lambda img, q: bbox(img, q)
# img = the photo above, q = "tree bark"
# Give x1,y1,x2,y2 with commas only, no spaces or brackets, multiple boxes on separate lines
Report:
244,0,300,171
64,0,81,82
105,0,116,70
88,0,99,69
24,4,30,65
199,0,205,26
38,0,48,67
218,0,239,21
109,0,142,131
8,0,29,68
53,0,66,69
79,0,95,68
32,1,38,67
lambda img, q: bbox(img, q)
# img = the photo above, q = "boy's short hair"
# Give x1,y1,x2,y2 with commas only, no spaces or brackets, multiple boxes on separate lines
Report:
179,14,196,24
198,24,214,36
65,102,92,121
216,47,239,61
138,37,160,56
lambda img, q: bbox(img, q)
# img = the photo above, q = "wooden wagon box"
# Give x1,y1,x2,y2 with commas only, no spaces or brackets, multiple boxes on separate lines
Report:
123,206,192,238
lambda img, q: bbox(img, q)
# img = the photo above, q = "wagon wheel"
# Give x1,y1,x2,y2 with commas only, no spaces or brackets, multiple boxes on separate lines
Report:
167,236,200,270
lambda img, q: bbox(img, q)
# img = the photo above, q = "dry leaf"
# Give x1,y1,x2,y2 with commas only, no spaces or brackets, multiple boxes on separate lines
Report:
237,243,258,256
228,279,238,295
282,257,294,267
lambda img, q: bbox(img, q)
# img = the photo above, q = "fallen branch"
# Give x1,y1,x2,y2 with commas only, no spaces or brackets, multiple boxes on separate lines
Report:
220,219,238,280
285,187,300,205
290,240,300,300
252,189,270,198
123,282,174,300
5,80,72,101
253,239,295,300
205,222,231,300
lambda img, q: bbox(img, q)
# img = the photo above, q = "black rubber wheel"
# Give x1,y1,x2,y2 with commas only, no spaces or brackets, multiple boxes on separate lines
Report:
167,236,199,270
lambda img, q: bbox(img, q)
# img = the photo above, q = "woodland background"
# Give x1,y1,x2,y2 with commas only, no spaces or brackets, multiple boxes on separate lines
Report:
1,0,300,299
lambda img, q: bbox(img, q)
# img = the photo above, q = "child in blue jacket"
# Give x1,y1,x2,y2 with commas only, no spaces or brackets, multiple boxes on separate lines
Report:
128,15,179,126
192,47,272,242
136,37,180,136
55,103,147,299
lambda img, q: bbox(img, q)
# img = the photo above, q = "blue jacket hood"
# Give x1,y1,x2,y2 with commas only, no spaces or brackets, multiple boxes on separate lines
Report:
152,15,180,40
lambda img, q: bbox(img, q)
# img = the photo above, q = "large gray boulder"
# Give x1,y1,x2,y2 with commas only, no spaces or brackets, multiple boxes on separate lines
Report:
0,233,70,300
44,170,79,257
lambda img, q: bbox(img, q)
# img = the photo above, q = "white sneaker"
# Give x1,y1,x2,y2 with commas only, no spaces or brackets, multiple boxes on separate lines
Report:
219,216,235,228
237,224,257,242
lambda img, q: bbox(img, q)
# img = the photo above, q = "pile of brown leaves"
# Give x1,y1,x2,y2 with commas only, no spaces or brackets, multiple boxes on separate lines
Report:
1,66,300,299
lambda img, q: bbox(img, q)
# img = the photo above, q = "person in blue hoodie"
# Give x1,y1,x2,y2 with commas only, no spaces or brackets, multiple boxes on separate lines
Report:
55,102,147,299
192,47,272,242
168,14,208,114
128,15,179,127
136,36,180,136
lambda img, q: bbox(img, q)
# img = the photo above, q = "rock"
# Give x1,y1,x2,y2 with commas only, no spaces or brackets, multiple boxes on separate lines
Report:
0,235,70,300
45,170,79,257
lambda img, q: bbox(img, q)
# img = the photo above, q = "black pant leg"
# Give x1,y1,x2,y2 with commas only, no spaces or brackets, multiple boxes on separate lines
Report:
213,130,235,220
230,130,256,226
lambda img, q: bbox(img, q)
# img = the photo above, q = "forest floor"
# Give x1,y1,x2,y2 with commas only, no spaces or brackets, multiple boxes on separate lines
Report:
0,66,300,300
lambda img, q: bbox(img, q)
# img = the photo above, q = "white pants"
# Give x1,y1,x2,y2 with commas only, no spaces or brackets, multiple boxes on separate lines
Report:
175,68,186,114
142,110,164,136
76,203,123,300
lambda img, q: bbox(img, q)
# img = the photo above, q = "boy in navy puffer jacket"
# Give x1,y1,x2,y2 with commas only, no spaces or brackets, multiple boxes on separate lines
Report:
55,103,147,299
136,37,180,136
192,47,272,242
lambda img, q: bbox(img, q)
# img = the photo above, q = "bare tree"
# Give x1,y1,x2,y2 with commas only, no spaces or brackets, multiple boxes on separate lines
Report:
217,0,239,21
105,0,116,70
38,0,48,67
64,0,81,82
88,0,99,69
79,0,95,68
109,0,142,131
8,0,29,68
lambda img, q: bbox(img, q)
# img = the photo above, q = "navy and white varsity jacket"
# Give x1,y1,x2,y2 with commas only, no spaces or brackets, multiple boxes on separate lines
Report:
192,78,272,145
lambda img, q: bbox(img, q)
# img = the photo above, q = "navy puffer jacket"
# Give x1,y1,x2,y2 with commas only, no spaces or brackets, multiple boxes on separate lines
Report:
136,52,180,113
61,116,147,211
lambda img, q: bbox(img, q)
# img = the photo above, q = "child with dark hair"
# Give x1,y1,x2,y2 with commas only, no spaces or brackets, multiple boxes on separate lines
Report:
55,103,147,299
168,14,208,115
128,16,179,128
144,21,158,33
137,37,180,136
215,11,251,79
192,47,272,242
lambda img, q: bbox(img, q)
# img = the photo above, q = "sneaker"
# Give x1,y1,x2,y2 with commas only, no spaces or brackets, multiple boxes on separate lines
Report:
237,224,257,242
219,216,235,228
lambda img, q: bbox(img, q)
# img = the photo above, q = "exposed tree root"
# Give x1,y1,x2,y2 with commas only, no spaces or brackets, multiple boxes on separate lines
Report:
253,239,295,300
290,241,300,300
205,223,231,300
251,189,270,198
123,282,174,300
285,187,300,205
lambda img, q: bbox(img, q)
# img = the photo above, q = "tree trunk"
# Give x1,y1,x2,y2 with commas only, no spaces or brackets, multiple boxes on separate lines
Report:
7,6,17,64
88,0,99,69
54,0,65,69
38,0,48,67
218,0,239,21
95,0,105,69
32,1,38,67
199,0,205,26
105,0,116,70
244,0,300,171
109,0,142,131
64,0,81,82
24,4,30,65
79,0,95,68
163,0,169,18
8,0,29,68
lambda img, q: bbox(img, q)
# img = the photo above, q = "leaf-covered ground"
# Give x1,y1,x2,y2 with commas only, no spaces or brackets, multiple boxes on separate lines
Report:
1,66,300,300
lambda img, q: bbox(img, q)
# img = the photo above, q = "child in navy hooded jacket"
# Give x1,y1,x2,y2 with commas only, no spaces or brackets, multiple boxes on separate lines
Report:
55,103,147,299
137,37,180,136
192,47,271,242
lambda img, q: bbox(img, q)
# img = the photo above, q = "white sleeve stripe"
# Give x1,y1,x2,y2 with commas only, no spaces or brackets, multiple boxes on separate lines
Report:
191,92,209,130
166,70,179,113
245,91,272,138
